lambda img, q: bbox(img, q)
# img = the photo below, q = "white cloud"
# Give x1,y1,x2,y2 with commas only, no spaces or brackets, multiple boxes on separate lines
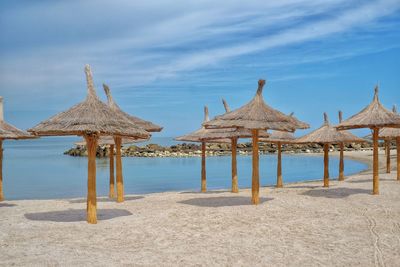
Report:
0,0,399,96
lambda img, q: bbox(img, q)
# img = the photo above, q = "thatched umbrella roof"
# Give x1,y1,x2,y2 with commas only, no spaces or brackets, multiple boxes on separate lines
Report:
337,86,400,130
28,65,150,139
259,113,299,144
261,130,295,143
175,106,231,143
379,106,400,139
0,97,35,140
296,113,365,144
176,101,270,143
103,84,162,132
204,80,309,131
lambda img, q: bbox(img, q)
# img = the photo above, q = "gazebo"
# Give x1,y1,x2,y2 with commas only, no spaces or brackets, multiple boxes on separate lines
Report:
0,97,36,201
204,80,309,204
103,84,162,202
75,136,149,198
337,86,400,194
259,113,297,188
296,113,364,187
29,65,150,224
379,105,400,180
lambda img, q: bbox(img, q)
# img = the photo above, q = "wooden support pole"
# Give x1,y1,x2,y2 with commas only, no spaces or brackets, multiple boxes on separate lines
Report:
0,140,3,201
201,142,206,192
397,137,400,181
372,128,379,195
251,129,260,205
276,142,283,188
386,140,391,173
84,134,98,224
323,143,329,187
339,142,344,181
114,136,124,202
109,144,115,198
231,138,238,193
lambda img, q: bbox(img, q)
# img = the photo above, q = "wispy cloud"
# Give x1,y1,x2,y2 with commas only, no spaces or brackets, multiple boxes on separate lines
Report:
3,0,398,92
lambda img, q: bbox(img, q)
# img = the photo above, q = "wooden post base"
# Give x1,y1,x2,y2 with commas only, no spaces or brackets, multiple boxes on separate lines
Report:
323,144,329,188
386,140,391,174
276,142,283,188
339,143,344,181
231,138,238,193
251,130,260,205
109,144,115,198
114,136,124,203
201,142,206,193
372,128,379,195
84,134,98,224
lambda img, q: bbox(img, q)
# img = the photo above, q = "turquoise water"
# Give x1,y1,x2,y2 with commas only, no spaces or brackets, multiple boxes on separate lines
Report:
2,137,368,200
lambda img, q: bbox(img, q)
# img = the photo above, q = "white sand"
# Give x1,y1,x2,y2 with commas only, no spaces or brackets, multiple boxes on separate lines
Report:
1,150,399,266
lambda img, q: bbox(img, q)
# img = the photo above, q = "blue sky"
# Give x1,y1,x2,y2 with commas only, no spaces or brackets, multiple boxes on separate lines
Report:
0,0,399,137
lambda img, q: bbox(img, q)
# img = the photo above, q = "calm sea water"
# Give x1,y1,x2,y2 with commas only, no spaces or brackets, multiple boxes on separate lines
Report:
2,137,368,200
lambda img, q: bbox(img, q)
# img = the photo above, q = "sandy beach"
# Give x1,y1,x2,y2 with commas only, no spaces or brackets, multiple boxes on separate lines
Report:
0,150,399,267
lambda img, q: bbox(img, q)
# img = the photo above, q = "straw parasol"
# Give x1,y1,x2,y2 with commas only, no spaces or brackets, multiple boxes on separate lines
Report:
379,105,400,180
220,99,269,193
103,84,162,132
75,136,149,199
200,99,269,193
337,86,400,194
175,106,231,192
204,80,309,204
259,113,297,188
0,97,37,201
29,65,150,224
176,102,270,193
103,84,161,202
296,113,365,187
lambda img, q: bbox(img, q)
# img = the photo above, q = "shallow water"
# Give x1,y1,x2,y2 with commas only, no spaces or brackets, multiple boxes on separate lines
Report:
2,137,368,200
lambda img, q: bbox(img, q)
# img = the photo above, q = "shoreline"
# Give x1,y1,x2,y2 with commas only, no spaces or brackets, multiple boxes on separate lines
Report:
64,141,375,158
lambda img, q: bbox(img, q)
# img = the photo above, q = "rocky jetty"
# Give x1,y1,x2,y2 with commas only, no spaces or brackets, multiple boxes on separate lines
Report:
64,141,374,158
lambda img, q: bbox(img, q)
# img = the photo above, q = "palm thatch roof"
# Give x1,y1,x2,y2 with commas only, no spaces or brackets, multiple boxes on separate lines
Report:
337,86,400,130
203,80,309,131
75,136,149,146
296,113,365,144
103,84,162,132
175,106,231,143
259,112,298,143
0,97,35,140
28,65,150,139
176,100,269,143
379,105,400,139
202,99,269,141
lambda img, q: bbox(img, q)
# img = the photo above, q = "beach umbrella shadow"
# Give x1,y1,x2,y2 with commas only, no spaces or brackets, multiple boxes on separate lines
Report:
301,188,371,199
68,195,144,204
283,184,320,189
178,196,273,207
0,203,17,208
24,209,132,222
348,178,395,183
179,190,231,195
